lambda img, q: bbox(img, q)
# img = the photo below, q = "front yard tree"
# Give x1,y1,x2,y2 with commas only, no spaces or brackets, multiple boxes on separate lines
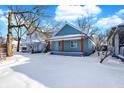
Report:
40,20,62,39
99,29,111,63
77,16,100,56
77,16,99,38
77,16,112,63
7,6,49,53
95,34,106,56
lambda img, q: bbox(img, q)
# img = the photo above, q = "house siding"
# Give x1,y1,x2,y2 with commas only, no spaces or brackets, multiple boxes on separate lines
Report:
64,40,81,52
50,38,95,55
26,42,46,53
83,38,95,55
51,40,81,52
55,25,82,36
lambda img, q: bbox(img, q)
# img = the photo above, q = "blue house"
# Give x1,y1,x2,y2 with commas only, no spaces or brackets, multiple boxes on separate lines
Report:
48,23,96,56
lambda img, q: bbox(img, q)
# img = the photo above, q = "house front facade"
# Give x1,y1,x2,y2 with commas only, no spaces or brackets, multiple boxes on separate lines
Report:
23,31,46,53
48,24,95,56
108,23,124,61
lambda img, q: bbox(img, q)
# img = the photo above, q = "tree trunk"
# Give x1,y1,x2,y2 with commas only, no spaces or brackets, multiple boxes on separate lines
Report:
100,51,111,63
98,51,100,56
17,38,21,52
6,12,13,57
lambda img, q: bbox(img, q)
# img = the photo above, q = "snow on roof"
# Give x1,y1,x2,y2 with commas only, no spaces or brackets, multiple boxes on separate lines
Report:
23,35,31,44
53,23,82,36
32,39,41,43
12,40,22,45
50,34,85,40
111,23,124,28
118,23,124,27
12,40,18,45
24,31,44,45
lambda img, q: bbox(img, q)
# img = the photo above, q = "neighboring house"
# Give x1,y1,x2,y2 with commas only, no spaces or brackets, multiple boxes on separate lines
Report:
23,31,46,53
0,37,3,44
12,38,26,52
41,32,54,40
0,36,5,44
12,38,22,52
0,36,7,58
0,44,7,59
48,23,96,56
107,23,124,61
12,39,18,52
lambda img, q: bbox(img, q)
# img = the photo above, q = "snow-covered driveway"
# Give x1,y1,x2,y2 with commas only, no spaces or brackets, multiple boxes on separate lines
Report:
0,52,124,88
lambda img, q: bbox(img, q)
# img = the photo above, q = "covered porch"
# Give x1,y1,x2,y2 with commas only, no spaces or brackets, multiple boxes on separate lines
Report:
48,34,85,55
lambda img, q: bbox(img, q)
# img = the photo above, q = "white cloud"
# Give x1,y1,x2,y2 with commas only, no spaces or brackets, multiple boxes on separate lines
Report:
0,9,4,15
116,9,124,16
96,8,124,29
0,9,10,15
96,15,123,28
0,16,8,25
82,5,102,16
0,9,10,25
55,5,102,21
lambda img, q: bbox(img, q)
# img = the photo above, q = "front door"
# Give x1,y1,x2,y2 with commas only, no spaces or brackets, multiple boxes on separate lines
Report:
55,41,59,51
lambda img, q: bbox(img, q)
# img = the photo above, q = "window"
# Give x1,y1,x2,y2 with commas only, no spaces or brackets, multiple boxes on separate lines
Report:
70,40,77,48
59,42,61,47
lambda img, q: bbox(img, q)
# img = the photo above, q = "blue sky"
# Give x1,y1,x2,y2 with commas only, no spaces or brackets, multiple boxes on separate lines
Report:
0,5,124,37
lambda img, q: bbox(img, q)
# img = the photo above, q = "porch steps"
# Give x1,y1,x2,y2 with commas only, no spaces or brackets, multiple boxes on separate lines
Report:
50,51,84,56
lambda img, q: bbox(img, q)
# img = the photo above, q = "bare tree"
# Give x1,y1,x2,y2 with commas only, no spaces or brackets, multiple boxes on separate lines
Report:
8,5,49,52
77,16,113,63
77,16,99,38
98,29,111,63
40,20,62,39
95,33,107,56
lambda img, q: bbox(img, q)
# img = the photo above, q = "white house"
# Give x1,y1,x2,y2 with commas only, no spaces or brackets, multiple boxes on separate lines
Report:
23,31,46,53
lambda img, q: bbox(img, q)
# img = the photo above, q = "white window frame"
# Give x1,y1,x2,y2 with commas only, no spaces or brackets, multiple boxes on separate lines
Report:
70,40,77,48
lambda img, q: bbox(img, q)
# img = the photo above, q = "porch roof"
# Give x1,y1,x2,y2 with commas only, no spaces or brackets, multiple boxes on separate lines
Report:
49,34,85,41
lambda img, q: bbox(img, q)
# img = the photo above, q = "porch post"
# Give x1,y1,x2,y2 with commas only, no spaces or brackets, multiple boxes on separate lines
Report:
80,37,83,52
61,40,64,52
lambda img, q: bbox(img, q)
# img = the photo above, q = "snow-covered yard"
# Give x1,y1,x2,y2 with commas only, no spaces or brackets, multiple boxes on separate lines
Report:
0,52,124,88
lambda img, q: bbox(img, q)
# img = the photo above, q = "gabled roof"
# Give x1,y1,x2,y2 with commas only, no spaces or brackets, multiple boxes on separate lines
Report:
53,23,83,36
107,23,124,41
49,23,96,43
111,23,124,29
